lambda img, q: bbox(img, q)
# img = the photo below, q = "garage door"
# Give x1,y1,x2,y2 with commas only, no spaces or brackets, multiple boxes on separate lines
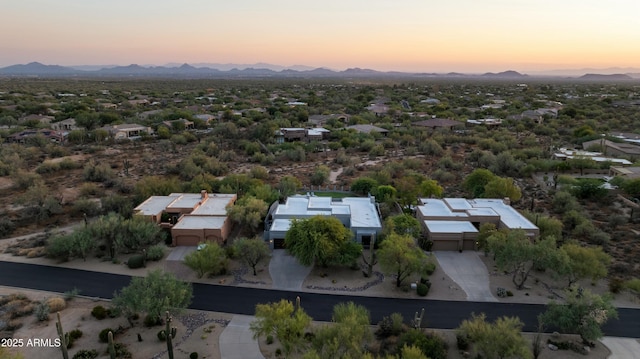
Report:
462,240,477,251
431,240,459,251
174,235,201,247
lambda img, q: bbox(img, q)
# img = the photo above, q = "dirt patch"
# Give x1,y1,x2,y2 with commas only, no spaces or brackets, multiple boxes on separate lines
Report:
0,287,231,359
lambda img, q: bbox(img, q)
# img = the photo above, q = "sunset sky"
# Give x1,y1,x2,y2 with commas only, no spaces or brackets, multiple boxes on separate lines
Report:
1,0,639,73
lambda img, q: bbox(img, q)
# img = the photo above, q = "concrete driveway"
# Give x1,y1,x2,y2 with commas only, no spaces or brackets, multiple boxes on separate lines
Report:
269,250,313,291
219,315,264,359
434,251,498,302
600,337,640,359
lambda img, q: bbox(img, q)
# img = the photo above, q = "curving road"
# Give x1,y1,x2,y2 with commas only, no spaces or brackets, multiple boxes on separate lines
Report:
1,261,639,337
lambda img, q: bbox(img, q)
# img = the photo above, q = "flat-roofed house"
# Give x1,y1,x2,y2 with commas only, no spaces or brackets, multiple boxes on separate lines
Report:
134,191,236,246
265,195,382,249
416,198,538,251
102,123,153,140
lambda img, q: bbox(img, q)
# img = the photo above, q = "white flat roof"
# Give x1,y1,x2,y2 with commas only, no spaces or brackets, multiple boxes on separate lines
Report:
191,194,235,216
273,196,381,230
270,218,293,232
172,215,227,230
472,199,538,230
342,197,382,228
425,220,478,234
134,195,180,215
417,199,468,217
167,194,202,210
419,198,538,232
444,198,474,211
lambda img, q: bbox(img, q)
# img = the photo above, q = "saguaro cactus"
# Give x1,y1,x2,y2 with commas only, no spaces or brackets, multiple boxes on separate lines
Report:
107,331,116,359
123,159,130,176
158,311,177,359
55,312,69,359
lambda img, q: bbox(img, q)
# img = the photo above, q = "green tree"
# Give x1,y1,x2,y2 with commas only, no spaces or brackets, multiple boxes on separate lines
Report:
378,233,427,287
385,214,421,238
277,175,302,198
285,216,361,267
559,243,611,286
183,241,228,278
250,299,312,358
457,313,531,359
488,231,568,290
417,178,444,198
233,237,271,275
311,302,373,359
571,179,608,200
227,196,268,235
523,212,563,240
310,165,330,186
350,177,379,195
134,176,181,204
463,169,496,198
17,182,63,223
621,178,640,198
483,177,522,202
373,185,397,203
540,287,618,344
397,329,448,359
112,269,192,326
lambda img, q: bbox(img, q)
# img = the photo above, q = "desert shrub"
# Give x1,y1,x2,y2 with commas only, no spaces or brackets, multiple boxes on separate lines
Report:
397,329,448,359
376,312,406,338
170,134,187,145
431,169,456,183
83,162,114,182
71,198,101,217
64,288,80,301
111,343,132,359
423,261,436,276
91,305,107,320
266,335,274,344
72,349,99,359
456,333,470,350
157,330,167,341
99,328,113,343
145,244,165,261
79,182,101,197
625,278,640,295
34,301,50,321
417,283,430,297
59,158,81,170
144,314,162,327
419,139,444,156
46,296,66,312
12,303,34,318
6,319,22,331
67,329,83,347
12,170,42,190
35,162,60,174
126,254,146,269
190,352,199,359
275,348,282,357
0,217,15,237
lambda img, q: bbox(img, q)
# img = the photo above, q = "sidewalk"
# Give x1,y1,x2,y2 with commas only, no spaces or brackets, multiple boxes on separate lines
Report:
219,315,264,359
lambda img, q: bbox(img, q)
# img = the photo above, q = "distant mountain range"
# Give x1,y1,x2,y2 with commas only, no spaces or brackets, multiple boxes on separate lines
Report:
0,62,638,80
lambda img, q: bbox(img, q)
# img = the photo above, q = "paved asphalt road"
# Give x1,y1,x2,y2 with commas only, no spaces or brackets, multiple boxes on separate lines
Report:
1,261,639,337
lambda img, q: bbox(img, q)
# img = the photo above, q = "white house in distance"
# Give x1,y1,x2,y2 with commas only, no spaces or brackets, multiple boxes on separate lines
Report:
416,198,539,251
265,195,383,249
